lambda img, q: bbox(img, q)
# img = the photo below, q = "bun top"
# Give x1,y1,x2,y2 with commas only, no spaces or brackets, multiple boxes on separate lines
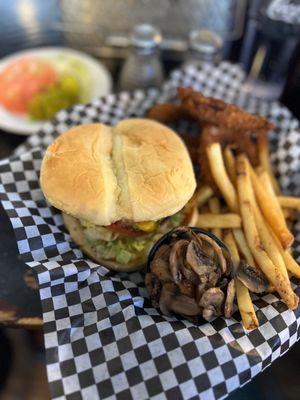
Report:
40,119,196,225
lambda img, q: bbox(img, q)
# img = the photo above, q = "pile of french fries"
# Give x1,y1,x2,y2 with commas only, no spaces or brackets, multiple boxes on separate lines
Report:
193,139,300,330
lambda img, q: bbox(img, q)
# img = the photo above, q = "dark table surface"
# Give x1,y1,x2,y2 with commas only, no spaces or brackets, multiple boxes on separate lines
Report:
0,133,43,328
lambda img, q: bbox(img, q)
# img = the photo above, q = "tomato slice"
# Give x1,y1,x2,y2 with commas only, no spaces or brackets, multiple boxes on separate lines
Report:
106,221,148,237
0,57,57,114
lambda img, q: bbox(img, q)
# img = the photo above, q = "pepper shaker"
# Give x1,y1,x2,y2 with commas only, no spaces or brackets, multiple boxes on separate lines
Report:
184,29,224,67
118,24,164,91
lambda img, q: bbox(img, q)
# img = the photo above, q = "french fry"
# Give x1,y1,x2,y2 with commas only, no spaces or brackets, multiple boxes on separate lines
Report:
268,285,276,293
255,165,264,175
281,251,300,279
186,205,199,227
196,213,241,229
282,208,297,220
206,142,238,212
249,163,294,249
278,196,300,211
190,185,214,209
235,280,260,330
236,154,298,309
223,147,237,186
257,134,280,194
223,232,259,330
223,231,240,264
250,161,297,287
248,184,290,282
232,228,255,266
258,170,286,222
208,197,221,238
268,228,300,279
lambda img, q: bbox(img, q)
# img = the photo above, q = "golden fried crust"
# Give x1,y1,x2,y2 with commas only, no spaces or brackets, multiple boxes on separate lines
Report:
147,103,192,124
198,124,263,185
178,87,274,132
40,119,196,225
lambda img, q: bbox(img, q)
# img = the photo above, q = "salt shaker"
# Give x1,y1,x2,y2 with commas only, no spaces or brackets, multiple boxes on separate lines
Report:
184,29,224,67
118,24,164,91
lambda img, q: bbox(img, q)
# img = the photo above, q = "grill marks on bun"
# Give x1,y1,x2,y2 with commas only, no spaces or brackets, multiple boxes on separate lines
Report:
40,119,196,226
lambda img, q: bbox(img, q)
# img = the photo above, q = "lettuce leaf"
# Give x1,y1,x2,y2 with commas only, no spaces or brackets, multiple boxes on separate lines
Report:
81,209,185,264
91,236,150,263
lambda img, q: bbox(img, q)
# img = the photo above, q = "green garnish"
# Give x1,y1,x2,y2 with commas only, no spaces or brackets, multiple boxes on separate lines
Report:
28,75,80,120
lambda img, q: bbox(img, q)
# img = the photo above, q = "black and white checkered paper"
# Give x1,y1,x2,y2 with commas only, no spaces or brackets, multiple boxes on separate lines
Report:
1,62,300,400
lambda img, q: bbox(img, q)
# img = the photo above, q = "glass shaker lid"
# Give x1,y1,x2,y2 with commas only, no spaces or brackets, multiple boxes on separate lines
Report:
189,29,223,55
130,24,162,49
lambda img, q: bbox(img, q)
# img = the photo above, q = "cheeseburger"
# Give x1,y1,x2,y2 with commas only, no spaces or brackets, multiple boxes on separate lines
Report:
40,119,196,271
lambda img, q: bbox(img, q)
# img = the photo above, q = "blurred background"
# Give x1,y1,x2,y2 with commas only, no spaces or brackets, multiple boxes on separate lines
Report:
0,0,300,399
1,0,300,110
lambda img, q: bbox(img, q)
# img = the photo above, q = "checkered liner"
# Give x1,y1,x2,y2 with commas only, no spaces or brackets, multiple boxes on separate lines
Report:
1,62,300,400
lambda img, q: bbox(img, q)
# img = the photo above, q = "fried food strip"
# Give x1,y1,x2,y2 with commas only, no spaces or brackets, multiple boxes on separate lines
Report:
257,135,280,194
208,197,221,238
178,87,274,132
223,232,258,330
206,142,238,212
278,196,300,211
196,213,241,229
236,154,298,309
147,103,191,124
249,163,294,249
223,147,237,186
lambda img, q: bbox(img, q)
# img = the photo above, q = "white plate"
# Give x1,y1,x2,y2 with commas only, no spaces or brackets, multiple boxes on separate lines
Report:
0,47,112,135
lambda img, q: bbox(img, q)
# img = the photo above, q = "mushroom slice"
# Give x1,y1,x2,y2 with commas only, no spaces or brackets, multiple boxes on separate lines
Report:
196,283,206,303
145,273,161,302
181,262,199,284
222,247,234,276
203,308,215,321
224,279,235,318
197,233,227,274
170,294,201,316
151,258,172,283
186,240,220,285
218,277,228,289
169,239,188,284
145,273,153,295
158,283,200,317
178,279,194,297
186,240,213,271
159,282,177,317
236,261,269,293
200,287,225,320
154,244,170,261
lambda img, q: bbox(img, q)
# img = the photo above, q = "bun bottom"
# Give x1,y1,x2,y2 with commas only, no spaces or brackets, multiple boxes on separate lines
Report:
63,213,145,272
